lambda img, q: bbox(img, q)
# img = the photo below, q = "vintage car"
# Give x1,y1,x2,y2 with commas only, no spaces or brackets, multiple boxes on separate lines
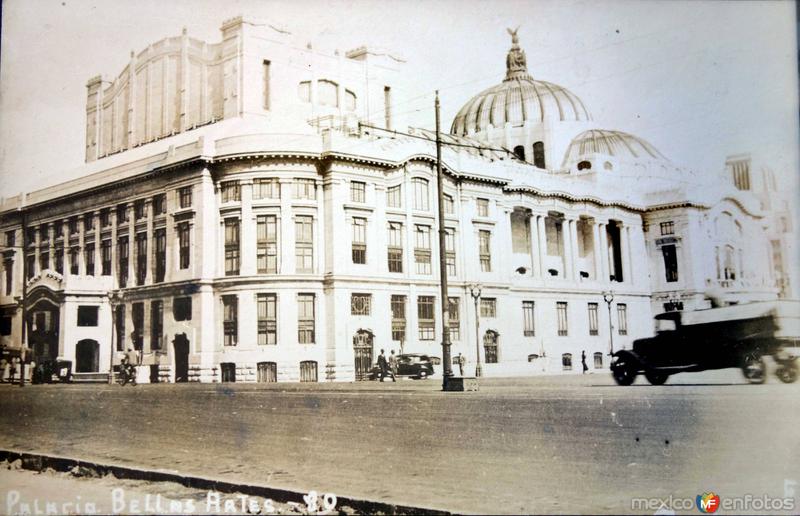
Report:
611,301,799,385
366,353,435,380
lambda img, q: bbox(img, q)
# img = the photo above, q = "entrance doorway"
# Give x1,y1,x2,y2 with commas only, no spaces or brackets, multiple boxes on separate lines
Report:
173,334,189,383
353,329,374,381
75,339,100,372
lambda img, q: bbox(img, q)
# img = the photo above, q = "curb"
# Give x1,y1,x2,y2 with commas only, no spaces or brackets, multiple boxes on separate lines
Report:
0,449,449,515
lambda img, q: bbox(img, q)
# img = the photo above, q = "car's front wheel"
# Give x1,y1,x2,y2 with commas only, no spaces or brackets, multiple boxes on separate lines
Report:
776,361,798,384
611,354,638,386
645,370,669,385
742,353,766,384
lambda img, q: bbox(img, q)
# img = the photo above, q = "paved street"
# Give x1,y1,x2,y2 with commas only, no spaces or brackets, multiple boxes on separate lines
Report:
1,370,798,514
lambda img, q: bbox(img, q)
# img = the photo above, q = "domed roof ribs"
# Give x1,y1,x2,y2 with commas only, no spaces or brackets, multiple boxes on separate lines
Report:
517,80,527,123
540,81,563,121
529,80,545,123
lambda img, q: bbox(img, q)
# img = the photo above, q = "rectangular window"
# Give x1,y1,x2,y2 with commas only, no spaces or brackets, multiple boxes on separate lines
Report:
221,363,236,383
173,296,192,321
594,352,603,369
350,181,366,203
101,240,112,276
25,228,36,247
448,297,460,342
224,219,240,276
257,215,278,273
100,209,111,228
351,293,371,316
445,229,456,277
476,198,489,217
5,230,15,247
115,305,125,351
479,230,492,272
417,296,435,340
178,186,192,208
293,178,316,200
617,304,628,335
387,185,402,208
151,300,163,350
254,178,280,200
0,316,10,336
69,218,78,235
154,229,166,282
222,295,238,346
135,233,147,285
588,302,599,336
443,194,454,214
135,200,146,220
352,217,366,264
523,301,535,337
662,244,679,282
297,294,315,344
731,158,751,191
562,353,572,371
257,362,277,383
132,302,144,350
412,178,429,211
295,216,314,273
262,60,271,110
414,225,431,275
117,236,129,288
659,221,674,235
480,298,496,318
221,181,241,203
178,223,190,269
39,250,49,272
557,302,568,336
117,205,129,224
4,260,11,295
26,254,35,280
69,248,78,276
257,293,277,345
300,360,318,382
391,295,406,342
84,214,95,232
84,243,95,276
77,305,99,326
53,222,63,239
387,222,403,273
153,194,167,215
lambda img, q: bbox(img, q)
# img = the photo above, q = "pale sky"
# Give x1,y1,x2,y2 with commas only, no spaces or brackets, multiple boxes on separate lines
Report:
0,0,797,197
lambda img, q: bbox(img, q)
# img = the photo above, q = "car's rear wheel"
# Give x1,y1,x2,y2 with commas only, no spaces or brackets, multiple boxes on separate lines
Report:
645,370,669,385
776,361,798,384
742,353,766,384
611,356,637,386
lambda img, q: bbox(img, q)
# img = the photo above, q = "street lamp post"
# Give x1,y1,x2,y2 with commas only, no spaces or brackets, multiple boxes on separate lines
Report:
107,292,118,384
603,291,615,355
470,284,483,377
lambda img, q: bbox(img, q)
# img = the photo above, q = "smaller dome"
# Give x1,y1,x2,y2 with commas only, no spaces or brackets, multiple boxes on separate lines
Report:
563,129,667,168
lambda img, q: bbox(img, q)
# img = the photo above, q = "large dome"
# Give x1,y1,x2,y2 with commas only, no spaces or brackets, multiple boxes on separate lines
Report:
451,30,591,136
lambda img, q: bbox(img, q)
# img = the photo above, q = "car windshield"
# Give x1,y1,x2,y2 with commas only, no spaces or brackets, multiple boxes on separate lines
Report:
655,318,677,333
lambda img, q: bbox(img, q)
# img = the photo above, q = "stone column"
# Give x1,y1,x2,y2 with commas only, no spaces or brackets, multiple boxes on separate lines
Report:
127,203,135,286
110,211,118,286
163,195,174,283
77,215,86,276
537,215,547,278
315,180,324,275
145,199,153,285
240,180,255,276
529,214,540,277
562,218,573,280
592,221,602,281
598,222,609,283
47,223,55,272
619,223,631,284
568,217,580,280
93,212,102,276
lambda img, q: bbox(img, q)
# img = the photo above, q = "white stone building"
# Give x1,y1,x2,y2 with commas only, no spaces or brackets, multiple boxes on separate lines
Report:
0,17,792,382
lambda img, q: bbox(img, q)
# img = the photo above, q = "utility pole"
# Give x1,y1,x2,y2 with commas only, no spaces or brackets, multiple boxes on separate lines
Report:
435,91,453,389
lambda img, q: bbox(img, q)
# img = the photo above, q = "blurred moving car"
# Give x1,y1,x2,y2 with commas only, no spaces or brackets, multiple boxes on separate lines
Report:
366,353,435,380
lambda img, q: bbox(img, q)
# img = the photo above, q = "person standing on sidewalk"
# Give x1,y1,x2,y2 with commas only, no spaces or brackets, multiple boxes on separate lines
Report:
377,349,389,382
457,353,466,376
581,350,588,374
389,350,398,381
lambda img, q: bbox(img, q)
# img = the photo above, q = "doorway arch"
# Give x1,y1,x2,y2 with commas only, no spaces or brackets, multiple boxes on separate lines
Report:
483,330,499,364
75,339,100,372
353,329,374,381
173,333,190,383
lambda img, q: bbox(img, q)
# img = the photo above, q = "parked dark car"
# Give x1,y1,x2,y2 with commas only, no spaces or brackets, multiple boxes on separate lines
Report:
366,353,435,380
32,359,72,384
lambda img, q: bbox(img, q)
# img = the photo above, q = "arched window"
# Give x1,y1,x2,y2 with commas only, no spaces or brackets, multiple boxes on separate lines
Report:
483,330,499,364
562,353,572,371
345,89,357,111
533,141,546,168
300,360,318,382
298,81,311,103
257,362,277,383
513,145,526,161
412,178,429,211
318,80,338,107
577,160,592,171
594,352,603,369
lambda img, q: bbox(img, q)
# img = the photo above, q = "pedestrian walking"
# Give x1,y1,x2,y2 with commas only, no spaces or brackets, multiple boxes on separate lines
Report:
389,350,398,380
377,349,388,382
581,350,588,374
457,353,466,376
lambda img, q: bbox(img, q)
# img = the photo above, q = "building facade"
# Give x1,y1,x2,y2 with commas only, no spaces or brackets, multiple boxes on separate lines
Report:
0,18,793,382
